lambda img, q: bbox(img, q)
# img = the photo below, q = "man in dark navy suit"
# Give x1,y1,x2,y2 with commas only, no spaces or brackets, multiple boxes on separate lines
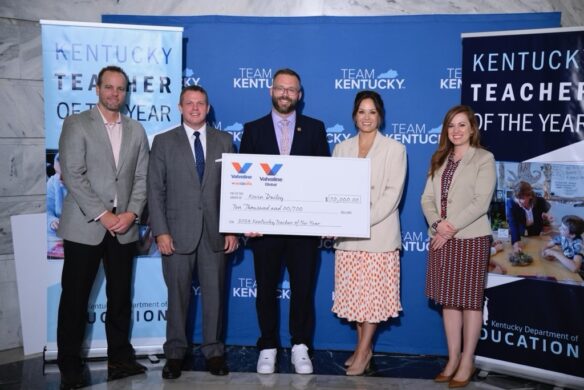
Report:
240,68,330,375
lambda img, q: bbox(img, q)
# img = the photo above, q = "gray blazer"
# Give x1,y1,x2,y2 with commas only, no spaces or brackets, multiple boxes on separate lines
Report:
421,147,496,239
57,107,149,245
147,125,234,254
333,132,407,252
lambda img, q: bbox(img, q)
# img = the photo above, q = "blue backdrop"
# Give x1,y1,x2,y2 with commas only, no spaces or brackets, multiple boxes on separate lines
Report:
103,13,560,355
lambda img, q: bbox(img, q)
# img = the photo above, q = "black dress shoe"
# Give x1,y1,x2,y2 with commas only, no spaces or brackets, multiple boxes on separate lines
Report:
107,359,147,381
206,356,229,376
162,358,183,379
59,358,86,389
60,371,85,390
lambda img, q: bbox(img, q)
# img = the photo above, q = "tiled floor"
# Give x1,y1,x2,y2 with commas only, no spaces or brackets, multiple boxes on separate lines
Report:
0,345,557,389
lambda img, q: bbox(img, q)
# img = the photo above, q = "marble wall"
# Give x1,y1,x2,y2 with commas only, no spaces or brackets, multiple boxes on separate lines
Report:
0,0,582,351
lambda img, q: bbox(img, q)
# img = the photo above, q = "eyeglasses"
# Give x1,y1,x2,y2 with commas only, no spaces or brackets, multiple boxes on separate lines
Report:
273,85,300,95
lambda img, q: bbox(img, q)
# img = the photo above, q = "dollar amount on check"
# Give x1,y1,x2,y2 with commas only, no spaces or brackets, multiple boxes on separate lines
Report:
219,153,370,237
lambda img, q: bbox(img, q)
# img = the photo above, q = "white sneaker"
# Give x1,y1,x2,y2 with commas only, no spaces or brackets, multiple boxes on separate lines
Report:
256,348,277,374
291,344,313,374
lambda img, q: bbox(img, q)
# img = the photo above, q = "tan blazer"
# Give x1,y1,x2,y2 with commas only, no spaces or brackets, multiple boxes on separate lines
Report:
421,147,496,239
334,132,407,252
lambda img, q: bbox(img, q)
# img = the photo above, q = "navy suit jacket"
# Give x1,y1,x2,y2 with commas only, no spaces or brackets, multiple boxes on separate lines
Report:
240,113,330,157
240,112,329,243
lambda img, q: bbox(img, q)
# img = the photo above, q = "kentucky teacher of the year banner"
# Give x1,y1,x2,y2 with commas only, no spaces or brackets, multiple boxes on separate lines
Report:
462,27,584,389
40,20,182,358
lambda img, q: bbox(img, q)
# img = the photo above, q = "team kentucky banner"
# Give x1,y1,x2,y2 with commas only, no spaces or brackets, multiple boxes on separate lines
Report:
102,14,560,355
41,20,183,357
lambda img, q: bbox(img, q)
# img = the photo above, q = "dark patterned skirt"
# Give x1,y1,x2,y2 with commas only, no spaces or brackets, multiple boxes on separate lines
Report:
425,235,491,310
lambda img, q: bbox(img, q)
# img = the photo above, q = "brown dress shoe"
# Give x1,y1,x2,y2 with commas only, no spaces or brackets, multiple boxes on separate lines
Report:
448,367,475,388
434,371,455,383
435,359,460,383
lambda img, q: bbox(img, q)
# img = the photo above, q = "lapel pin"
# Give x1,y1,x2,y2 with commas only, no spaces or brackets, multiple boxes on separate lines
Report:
296,127,301,132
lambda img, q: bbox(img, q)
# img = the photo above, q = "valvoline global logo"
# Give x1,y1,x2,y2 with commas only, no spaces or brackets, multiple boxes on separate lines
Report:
260,163,283,176
259,163,283,186
232,162,252,174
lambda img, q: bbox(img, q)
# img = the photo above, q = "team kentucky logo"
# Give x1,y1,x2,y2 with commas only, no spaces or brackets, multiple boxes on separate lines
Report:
232,162,252,174
260,163,283,176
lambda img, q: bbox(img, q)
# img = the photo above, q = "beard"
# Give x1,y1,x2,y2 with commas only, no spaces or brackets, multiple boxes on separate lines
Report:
99,98,123,113
271,95,298,115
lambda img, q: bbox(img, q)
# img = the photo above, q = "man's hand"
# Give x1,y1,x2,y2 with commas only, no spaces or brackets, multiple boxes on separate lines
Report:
224,235,239,254
99,211,120,236
110,212,136,235
156,234,175,256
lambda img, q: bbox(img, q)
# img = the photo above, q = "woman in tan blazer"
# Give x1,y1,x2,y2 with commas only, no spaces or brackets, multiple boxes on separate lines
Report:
332,91,407,376
421,105,496,388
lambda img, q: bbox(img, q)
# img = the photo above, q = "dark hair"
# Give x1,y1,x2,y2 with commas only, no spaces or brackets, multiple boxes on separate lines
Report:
562,215,584,236
428,105,482,178
97,65,129,87
179,85,209,105
273,68,301,85
352,90,385,129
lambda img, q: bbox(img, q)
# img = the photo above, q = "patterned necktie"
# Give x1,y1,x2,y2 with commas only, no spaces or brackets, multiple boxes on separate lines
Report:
193,131,205,183
279,119,290,155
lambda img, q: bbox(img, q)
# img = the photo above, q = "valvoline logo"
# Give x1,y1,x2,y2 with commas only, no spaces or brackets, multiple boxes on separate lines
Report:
260,163,283,176
232,162,252,173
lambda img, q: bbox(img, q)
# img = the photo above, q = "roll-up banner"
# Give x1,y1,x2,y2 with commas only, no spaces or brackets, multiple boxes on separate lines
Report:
462,27,584,389
40,20,183,358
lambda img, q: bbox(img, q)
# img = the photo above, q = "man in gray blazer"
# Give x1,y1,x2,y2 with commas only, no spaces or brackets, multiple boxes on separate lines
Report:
148,85,238,379
56,65,149,389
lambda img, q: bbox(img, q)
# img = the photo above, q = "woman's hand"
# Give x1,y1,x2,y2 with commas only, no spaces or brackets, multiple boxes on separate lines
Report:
436,220,457,240
431,233,449,251
512,241,523,253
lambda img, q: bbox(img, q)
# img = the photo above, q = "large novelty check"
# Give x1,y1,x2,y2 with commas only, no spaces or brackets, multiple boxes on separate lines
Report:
219,153,370,237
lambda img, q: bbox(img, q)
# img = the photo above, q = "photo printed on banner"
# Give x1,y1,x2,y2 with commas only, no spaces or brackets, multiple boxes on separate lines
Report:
489,161,584,284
